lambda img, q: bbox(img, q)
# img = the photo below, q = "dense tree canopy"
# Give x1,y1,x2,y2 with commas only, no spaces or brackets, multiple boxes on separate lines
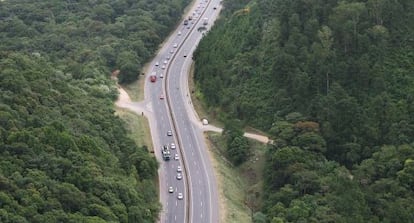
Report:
194,0,414,221
0,0,190,222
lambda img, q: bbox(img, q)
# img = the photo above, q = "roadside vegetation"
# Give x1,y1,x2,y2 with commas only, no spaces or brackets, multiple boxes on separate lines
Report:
0,0,190,222
206,132,267,223
194,0,414,222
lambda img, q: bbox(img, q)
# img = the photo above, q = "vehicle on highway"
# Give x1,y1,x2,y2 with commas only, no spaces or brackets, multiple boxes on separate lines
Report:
161,65,166,70
167,130,173,136
170,143,176,149
166,55,171,60
174,153,179,160
178,31,182,36
160,94,165,100
162,145,171,160
176,173,182,180
183,51,187,57
177,193,183,200
177,166,182,172
183,20,188,25
203,17,208,25
168,186,174,193
155,61,159,66
150,72,157,82
170,49,174,54
160,73,164,78
173,43,178,48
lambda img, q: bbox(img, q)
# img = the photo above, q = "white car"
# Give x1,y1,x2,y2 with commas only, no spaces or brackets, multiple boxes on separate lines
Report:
163,60,168,64
173,43,178,48
166,55,171,60
177,192,183,200
160,73,164,78
167,130,172,136
178,31,182,36
161,65,166,70
168,186,174,193
176,173,182,180
155,61,159,66
170,49,174,54
177,166,182,172
170,143,176,149
174,154,179,160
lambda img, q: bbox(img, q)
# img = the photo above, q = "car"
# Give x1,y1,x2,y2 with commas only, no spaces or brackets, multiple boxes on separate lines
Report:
187,25,190,29
168,186,174,193
161,65,166,70
178,31,182,36
166,55,171,60
170,143,176,149
177,166,182,172
155,61,159,66
163,60,168,64
177,192,183,200
176,173,182,180
170,49,174,54
202,118,209,125
174,154,179,160
213,6,217,10
160,94,164,99
160,73,164,78
183,52,187,57
173,43,178,48
167,130,172,136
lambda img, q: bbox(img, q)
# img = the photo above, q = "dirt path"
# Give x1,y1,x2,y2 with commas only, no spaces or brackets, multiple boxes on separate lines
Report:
116,86,270,145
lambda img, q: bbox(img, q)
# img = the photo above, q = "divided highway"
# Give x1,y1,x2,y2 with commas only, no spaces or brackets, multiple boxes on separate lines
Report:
143,0,223,222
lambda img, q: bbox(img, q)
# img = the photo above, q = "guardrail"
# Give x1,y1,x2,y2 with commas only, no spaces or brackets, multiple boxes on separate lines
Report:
163,0,213,222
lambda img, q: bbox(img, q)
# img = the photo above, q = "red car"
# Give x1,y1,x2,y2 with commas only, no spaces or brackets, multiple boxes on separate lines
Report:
150,72,157,82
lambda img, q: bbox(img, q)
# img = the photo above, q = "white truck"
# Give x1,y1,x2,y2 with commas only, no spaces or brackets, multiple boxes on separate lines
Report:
162,145,171,161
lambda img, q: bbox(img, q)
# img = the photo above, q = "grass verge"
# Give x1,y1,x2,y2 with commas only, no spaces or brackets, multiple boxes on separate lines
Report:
115,108,153,153
205,132,266,223
122,72,146,101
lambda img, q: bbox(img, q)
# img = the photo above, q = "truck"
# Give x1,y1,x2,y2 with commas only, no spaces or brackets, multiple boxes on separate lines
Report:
149,71,157,82
203,17,208,25
162,145,171,160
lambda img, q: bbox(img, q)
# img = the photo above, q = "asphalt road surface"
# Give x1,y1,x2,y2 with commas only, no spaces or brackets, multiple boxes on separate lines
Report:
144,0,223,222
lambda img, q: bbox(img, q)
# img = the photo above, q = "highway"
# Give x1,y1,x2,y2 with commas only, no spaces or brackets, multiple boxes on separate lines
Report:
143,0,223,222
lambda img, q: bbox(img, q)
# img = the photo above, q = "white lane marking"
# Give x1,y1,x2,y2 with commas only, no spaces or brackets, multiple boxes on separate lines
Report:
192,151,194,156
201,213,203,218
201,201,203,207
176,201,178,206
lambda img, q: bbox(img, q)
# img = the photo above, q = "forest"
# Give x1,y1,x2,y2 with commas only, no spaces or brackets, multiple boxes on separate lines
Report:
0,0,190,222
193,0,414,222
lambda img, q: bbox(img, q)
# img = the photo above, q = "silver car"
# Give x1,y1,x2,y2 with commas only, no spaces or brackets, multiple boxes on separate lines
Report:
176,173,182,180
177,192,183,200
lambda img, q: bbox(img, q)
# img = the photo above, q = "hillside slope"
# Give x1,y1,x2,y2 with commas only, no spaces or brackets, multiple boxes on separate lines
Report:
0,0,190,222
194,0,414,221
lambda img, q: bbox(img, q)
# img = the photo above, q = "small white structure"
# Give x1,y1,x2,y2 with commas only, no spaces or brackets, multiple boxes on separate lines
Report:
202,118,209,125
